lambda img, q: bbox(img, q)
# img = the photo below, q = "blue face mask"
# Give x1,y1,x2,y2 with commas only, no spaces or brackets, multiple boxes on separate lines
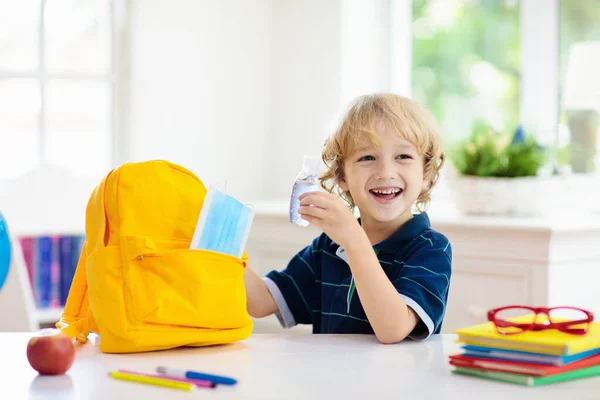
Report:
190,187,254,258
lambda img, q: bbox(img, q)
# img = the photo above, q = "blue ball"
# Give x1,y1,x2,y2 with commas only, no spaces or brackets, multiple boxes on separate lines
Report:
0,213,11,292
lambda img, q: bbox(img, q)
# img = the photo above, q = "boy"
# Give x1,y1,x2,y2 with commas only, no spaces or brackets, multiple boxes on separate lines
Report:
244,93,451,344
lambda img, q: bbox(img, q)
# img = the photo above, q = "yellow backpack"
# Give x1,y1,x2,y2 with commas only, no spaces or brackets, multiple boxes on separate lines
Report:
56,160,253,353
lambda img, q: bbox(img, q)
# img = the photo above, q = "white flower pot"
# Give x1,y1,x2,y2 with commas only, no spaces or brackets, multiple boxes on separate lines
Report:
448,175,564,217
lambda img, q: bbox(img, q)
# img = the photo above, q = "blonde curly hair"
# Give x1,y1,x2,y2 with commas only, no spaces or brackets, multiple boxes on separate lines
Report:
320,93,444,212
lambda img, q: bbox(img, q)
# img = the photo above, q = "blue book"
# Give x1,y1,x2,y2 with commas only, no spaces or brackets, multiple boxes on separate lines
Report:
70,235,85,272
462,345,600,366
72,235,85,264
59,236,73,305
36,236,53,308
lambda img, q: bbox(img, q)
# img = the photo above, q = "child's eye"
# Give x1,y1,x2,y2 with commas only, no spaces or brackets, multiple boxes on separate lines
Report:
397,154,413,160
358,155,375,162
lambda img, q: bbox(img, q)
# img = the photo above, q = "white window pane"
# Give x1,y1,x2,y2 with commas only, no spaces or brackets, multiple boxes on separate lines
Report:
0,79,40,179
412,0,520,143
45,80,111,178
0,0,39,71
44,0,111,74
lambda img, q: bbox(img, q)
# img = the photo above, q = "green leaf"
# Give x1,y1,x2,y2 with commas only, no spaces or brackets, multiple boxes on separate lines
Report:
449,121,547,178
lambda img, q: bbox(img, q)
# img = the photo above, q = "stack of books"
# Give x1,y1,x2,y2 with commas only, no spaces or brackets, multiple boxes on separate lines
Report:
449,318,600,386
19,235,85,308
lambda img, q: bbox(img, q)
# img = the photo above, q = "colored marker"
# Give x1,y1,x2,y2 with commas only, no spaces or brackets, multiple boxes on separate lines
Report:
110,371,194,391
156,366,237,385
118,369,216,388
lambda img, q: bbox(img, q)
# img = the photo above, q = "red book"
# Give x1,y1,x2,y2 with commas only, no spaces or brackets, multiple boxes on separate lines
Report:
449,352,600,377
19,237,34,285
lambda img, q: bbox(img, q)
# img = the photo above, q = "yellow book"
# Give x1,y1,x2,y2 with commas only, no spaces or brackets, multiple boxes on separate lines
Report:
455,317,600,356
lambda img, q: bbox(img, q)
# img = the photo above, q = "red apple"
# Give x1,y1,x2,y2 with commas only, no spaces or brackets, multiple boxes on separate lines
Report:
26,328,75,375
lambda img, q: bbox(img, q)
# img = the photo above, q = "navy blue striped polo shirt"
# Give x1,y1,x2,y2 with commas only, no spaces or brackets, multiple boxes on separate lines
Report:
264,212,452,340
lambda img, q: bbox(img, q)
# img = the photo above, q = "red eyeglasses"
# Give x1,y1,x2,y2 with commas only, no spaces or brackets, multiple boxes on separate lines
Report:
487,305,594,336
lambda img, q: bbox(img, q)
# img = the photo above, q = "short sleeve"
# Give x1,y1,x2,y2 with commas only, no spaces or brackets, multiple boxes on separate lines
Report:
393,234,452,340
264,236,320,326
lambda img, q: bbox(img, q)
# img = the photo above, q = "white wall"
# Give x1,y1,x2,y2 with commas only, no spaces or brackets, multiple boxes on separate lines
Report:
264,0,343,200
341,0,390,105
124,0,352,202
125,0,272,201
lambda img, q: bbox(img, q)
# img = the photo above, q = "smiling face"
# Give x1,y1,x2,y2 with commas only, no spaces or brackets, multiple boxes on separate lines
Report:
338,122,425,233
320,94,445,238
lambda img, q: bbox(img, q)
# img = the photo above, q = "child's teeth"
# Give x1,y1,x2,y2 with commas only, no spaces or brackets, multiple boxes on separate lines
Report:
373,189,400,194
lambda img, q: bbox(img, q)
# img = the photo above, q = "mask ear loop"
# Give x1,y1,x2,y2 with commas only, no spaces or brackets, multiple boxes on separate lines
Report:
212,180,228,193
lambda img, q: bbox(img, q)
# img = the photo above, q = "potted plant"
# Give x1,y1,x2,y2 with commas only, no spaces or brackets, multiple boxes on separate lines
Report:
447,121,564,216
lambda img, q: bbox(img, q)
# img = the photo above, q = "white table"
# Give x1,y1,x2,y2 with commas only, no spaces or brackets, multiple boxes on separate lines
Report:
4,333,599,399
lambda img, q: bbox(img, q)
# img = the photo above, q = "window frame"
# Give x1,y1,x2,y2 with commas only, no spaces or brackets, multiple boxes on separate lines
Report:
383,0,567,211
390,0,559,146
0,0,120,175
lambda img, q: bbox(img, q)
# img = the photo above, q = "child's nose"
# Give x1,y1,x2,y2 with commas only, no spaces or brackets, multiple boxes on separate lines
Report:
374,160,397,180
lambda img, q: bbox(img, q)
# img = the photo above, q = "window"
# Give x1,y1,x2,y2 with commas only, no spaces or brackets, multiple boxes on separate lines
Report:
411,0,520,142
0,0,115,180
407,0,600,175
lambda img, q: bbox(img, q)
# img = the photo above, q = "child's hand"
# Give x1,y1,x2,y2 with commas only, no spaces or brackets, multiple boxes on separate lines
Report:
298,191,362,248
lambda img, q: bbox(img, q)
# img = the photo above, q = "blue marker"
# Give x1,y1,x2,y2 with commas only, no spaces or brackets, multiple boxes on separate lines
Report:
156,366,237,385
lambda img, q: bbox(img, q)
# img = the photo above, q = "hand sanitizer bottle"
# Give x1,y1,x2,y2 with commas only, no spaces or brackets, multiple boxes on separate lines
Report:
289,155,320,227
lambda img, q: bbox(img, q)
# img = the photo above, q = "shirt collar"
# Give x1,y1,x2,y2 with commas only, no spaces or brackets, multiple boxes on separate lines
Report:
331,212,431,255
372,212,431,254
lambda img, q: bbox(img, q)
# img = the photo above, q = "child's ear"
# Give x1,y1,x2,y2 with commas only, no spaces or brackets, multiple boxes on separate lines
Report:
339,179,349,192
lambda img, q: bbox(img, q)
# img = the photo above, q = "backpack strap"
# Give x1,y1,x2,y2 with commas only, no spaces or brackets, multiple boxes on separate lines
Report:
56,241,90,343
56,167,113,343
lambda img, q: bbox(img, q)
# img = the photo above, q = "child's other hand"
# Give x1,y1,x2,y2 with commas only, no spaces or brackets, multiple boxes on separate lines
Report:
298,191,362,248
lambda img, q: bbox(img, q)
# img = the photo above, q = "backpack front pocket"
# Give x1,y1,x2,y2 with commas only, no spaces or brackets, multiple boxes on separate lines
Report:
125,248,251,330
